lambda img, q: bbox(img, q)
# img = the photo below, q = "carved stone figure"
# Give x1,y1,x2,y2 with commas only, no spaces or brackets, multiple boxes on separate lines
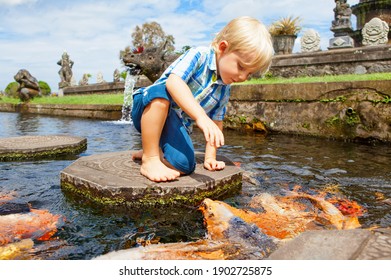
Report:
13,69,41,101
332,0,352,29
113,69,120,82
329,0,354,49
96,72,105,83
79,73,90,86
122,42,178,83
300,29,321,52
57,52,74,88
362,17,389,46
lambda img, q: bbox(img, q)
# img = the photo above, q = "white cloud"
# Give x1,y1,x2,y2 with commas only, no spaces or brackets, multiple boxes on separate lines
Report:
0,0,36,5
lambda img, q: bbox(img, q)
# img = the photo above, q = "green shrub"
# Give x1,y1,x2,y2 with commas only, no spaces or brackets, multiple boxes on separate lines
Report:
4,82,19,98
38,81,51,96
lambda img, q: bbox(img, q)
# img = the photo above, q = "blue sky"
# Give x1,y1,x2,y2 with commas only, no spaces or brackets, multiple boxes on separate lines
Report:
0,0,360,92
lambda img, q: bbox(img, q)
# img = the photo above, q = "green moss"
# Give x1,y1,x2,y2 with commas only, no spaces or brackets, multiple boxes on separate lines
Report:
0,142,87,161
302,123,310,129
345,114,361,126
61,175,242,209
325,116,341,126
320,96,347,103
371,95,391,104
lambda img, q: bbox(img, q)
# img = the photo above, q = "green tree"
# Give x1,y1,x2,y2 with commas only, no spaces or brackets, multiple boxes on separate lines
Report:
38,81,51,96
4,82,19,98
131,21,175,52
177,45,192,55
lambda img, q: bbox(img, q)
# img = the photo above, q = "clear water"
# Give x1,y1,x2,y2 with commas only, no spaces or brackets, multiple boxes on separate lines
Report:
1,112,390,259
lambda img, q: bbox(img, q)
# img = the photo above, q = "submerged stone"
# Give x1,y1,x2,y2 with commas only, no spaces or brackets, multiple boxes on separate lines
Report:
0,135,87,161
60,151,242,208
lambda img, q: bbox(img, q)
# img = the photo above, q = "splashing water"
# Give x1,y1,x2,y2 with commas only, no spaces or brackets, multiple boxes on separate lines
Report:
121,72,139,122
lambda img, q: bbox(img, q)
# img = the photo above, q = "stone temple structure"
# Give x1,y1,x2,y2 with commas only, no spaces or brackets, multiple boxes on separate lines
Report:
352,0,391,45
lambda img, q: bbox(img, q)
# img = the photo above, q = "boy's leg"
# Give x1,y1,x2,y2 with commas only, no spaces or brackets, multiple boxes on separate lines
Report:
160,109,196,175
139,98,180,182
133,108,196,176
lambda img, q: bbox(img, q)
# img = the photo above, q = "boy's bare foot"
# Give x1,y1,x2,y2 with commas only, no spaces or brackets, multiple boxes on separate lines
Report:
132,150,143,160
140,155,180,182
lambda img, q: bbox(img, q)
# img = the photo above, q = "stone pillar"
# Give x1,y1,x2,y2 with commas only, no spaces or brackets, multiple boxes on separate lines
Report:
329,0,355,49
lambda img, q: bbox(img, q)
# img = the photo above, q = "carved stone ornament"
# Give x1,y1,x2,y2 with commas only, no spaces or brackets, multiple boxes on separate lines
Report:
13,69,41,101
113,69,120,82
96,72,105,83
57,51,74,88
79,73,89,86
362,17,389,46
300,29,321,52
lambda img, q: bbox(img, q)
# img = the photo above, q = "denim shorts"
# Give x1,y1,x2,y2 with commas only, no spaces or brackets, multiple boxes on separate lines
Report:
131,83,196,174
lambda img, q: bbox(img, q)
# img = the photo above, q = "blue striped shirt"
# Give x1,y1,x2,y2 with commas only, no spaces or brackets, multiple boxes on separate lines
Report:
142,46,231,133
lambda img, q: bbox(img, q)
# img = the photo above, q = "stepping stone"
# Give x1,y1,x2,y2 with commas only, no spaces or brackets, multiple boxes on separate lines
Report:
0,135,87,161
60,151,242,208
268,228,391,260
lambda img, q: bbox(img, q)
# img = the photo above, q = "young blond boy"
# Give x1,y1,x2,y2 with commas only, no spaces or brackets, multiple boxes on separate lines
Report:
131,16,273,182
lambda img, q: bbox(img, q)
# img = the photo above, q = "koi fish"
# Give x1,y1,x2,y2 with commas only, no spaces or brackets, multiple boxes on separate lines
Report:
0,239,34,260
250,191,361,233
0,209,62,246
95,191,362,260
284,192,361,230
95,198,278,260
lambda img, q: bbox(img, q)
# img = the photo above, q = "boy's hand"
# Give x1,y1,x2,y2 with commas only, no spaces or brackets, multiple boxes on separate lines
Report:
195,115,225,147
204,158,225,171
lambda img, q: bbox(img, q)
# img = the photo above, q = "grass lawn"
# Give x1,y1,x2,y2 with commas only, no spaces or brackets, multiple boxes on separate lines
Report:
244,72,391,84
0,94,124,105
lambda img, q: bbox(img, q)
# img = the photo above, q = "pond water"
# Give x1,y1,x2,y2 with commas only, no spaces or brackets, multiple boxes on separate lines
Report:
1,112,390,259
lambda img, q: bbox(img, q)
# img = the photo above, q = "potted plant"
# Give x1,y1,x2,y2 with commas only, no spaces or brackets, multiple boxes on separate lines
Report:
269,16,302,55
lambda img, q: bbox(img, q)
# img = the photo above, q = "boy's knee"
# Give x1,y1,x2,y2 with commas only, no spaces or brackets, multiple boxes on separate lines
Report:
181,155,196,175
148,98,170,110
167,152,196,175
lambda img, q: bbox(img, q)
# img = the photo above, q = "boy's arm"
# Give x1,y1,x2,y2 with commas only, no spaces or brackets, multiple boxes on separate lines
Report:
166,73,224,147
204,120,225,171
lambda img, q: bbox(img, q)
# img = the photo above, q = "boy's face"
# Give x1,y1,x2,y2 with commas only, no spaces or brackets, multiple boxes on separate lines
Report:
216,41,256,85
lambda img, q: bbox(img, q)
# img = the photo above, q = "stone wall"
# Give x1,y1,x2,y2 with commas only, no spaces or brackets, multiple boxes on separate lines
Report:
226,80,391,143
1,80,391,142
269,45,391,78
63,76,152,95
0,103,122,120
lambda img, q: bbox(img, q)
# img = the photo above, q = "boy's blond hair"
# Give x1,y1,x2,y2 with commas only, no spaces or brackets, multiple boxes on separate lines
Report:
212,16,273,75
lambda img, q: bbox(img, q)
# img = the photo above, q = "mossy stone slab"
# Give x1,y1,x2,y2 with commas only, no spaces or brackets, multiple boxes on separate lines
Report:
60,151,242,208
0,135,87,161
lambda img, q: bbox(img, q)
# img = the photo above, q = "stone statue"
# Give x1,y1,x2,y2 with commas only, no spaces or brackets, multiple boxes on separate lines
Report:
329,0,354,49
122,41,178,82
57,52,74,88
332,0,352,29
79,73,90,86
300,29,321,52
362,17,389,46
96,72,105,83
113,69,120,82
13,69,41,101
